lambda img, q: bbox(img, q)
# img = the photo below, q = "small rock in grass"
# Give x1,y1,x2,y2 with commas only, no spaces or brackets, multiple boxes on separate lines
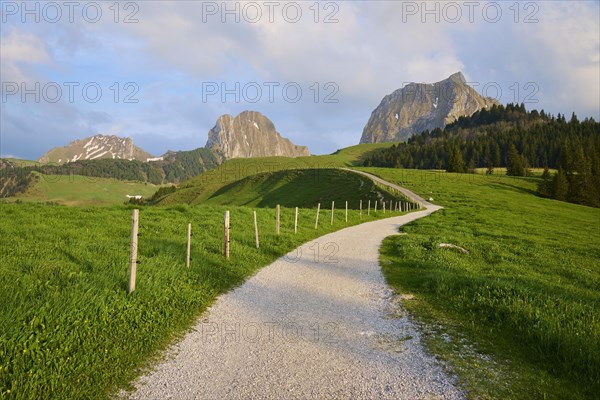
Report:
438,243,469,254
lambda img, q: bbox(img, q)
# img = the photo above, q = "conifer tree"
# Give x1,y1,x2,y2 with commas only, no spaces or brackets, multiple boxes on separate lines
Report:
507,144,525,176
447,146,466,173
537,167,552,197
552,169,569,201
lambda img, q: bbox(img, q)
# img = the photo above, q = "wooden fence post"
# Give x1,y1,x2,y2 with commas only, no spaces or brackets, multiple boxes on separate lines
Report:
359,200,362,218
186,223,191,269
253,210,259,249
383,202,386,213
345,201,348,222
375,200,378,213
294,207,298,234
331,201,335,225
128,209,139,294
315,203,320,229
224,210,230,258
276,204,280,235
368,200,370,215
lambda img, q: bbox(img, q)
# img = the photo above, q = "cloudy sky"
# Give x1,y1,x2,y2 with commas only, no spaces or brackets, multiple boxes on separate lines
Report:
1,0,599,160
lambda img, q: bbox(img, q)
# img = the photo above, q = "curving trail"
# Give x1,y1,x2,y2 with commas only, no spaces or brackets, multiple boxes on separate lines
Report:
341,168,434,208
126,173,462,400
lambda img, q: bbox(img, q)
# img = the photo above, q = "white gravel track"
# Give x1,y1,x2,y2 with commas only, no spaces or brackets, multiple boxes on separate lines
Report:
126,174,463,400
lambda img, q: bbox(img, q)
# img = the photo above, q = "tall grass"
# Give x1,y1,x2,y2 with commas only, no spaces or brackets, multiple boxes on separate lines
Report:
0,201,404,399
361,167,600,399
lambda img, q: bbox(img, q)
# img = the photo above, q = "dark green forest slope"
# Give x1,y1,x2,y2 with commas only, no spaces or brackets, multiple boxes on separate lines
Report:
363,104,600,207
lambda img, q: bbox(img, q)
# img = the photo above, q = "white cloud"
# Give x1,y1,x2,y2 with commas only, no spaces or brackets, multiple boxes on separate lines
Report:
514,2,599,116
121,2,465,100
1,29,49,63
1,0,598,160
0,28,50,82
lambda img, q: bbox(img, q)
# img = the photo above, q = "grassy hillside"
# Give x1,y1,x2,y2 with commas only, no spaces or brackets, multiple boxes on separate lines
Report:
1,158,39,168
1,149,219,202
0,201,406,399
328,142,396,163
359,167,600,399
10,172,158,206
4,140,595,398
198,169,404,208
2,144,395,206
158,143,394,205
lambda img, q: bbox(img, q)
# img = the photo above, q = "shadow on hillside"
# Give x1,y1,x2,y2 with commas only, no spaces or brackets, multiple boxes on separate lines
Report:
488,181,537,197
207,169,402,209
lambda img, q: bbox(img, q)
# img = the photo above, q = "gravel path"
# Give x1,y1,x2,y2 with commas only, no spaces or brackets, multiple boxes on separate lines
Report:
341,168,434,208
126,178,463,399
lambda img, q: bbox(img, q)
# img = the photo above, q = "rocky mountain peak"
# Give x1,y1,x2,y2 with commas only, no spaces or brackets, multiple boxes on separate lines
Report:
448,71,467,84
37,134,154,164
205,111,310,160
359,72,499,144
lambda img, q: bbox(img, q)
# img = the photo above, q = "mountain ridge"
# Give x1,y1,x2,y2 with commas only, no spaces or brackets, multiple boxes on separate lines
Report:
205,110,310,160
37,134,155,164
360,72,499,144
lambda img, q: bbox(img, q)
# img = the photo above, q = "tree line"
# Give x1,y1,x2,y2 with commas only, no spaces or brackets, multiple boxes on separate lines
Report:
0,148,219,198
363,103,600,207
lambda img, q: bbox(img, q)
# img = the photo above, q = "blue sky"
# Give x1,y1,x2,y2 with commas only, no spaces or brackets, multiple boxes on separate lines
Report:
1,0,599,160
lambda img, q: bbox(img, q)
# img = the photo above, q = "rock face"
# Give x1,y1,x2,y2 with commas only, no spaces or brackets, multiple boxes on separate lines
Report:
38,134,154,164
360,72,499,143
205,111,310,160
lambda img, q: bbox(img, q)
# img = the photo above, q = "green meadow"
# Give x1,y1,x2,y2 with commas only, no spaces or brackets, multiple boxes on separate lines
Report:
158,143,394,205
2,142,598,399
360,167,600,399
0,187,405,399
10,172,158,206
3,144,393,207
203,169,401,208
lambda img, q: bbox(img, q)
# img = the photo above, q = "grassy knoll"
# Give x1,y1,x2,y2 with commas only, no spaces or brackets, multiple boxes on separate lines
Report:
10,173,158,206
158,143,394,205
359,167,600,399
204,169,401,208
0,199,406,399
